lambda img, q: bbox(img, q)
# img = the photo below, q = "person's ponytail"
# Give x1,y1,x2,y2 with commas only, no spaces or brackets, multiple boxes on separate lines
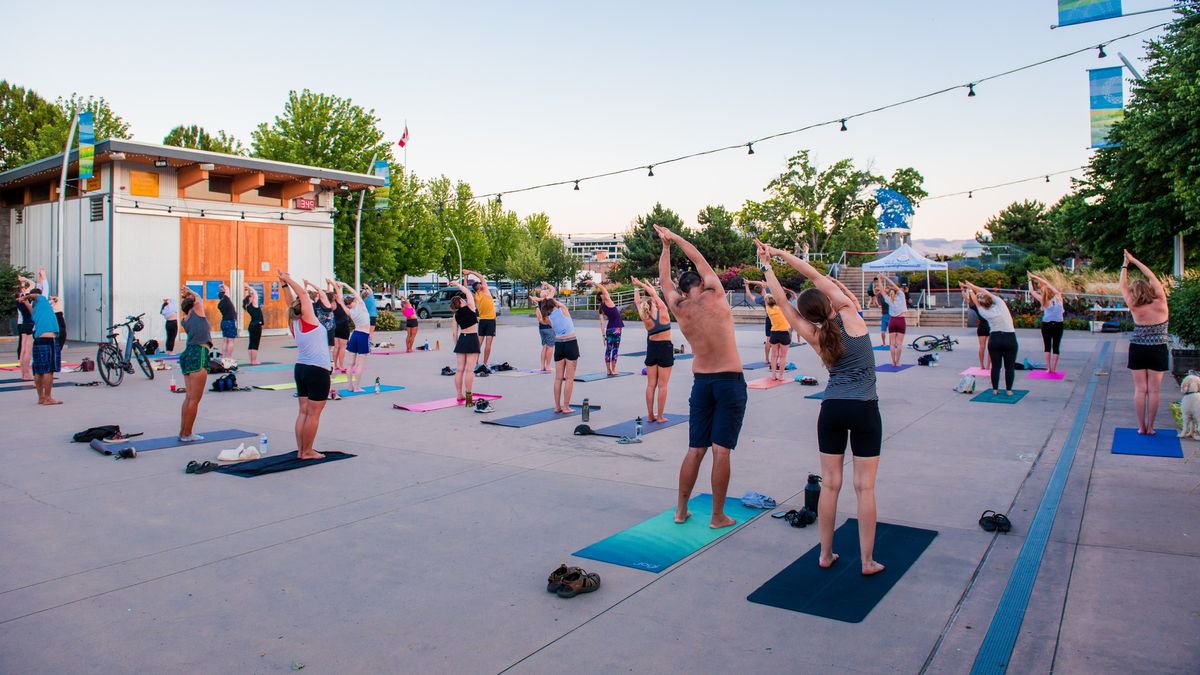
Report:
816,319,844,368
797,289,845,368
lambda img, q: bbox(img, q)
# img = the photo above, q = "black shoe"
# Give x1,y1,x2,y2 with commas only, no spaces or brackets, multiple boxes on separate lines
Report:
441,366,455,376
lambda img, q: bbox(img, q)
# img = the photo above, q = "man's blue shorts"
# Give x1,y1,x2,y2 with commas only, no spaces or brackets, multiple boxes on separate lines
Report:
220,319,238,339
880,313,890,332
689,372,747,450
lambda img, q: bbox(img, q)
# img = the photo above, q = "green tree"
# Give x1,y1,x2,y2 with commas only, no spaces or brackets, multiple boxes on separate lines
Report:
389,168,444,282
505,232,548,292
978,200,1055,259
0,81,60,170
479,199,523,279
620,203,692,279
2,89,131,168
427,176,488,278
693,204,754,269
538,235,581,287
163,125,246,155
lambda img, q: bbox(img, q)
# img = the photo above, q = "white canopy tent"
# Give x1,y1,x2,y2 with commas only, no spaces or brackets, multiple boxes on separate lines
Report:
861,244,950,309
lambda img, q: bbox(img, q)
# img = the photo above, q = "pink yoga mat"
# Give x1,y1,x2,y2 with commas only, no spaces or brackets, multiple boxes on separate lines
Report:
393,394,502,412
960,367,991,377
748,377,791,390
1027,370,1065,380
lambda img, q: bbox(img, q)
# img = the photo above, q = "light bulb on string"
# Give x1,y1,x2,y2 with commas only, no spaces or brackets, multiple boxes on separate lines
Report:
967,192,973,199
967,83,976,97
1045,176,1050,183
574,180,580,191
839,119,847,132
647,165,654,177
1098,44,1107,58
496,193,502,206
747,143,755,155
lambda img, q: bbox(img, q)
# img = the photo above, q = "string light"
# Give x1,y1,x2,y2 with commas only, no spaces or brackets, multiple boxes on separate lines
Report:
1098,44,1107,58
573,180,580,191
746,143,755,155
925,166,1085,201
647,165,655,177
1045,175,1050,183
968,192,973,199
967,83,976,97
839,119,847,132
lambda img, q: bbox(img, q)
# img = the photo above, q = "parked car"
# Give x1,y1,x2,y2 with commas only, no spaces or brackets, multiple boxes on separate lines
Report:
372,292,396,311
406,291,429,307
415,287,464,319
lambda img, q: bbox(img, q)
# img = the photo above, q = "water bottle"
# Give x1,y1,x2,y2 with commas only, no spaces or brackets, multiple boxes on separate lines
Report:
374,377,381,394
260,434,269,456
423,340,429,350
169,375,177,392
804,474,822,512
581,398,590,423
635,416,643,440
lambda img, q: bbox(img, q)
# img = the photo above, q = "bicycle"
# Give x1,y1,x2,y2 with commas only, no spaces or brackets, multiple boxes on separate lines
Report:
97,313,155,386
910,334,959,352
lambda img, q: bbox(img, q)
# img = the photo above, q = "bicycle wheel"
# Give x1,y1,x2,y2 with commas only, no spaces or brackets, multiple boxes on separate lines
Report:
97,344,124,386
911,335,939,352
133,341,155,380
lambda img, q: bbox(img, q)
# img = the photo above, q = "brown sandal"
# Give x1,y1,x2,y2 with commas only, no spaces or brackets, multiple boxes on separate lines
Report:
555,569,601,598
546,563,586,593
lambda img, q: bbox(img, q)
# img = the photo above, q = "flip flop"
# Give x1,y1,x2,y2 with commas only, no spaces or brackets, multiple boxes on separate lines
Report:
993,513,1012,533
616,436,642,444
772,509,799,520
185,461,200,474
979,510,998,532
194,461,218,474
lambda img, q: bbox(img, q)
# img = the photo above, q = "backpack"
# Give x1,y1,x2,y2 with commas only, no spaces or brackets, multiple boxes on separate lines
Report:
954,375,976,394
78,357,95,372
143,339,159,355
73,425,122,442
918,353,940,367
210,373,238,392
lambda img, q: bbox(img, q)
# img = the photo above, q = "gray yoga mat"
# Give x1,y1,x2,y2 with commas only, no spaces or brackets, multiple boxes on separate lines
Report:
574,372,633,382
482,404,602,428
89,429,258,455
590,415,688,438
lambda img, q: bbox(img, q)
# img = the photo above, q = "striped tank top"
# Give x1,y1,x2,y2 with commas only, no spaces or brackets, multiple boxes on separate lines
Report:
1130,321,1169,346
824,315,878,401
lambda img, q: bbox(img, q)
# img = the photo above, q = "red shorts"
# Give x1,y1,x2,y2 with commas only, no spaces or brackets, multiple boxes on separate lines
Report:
887,316,907,334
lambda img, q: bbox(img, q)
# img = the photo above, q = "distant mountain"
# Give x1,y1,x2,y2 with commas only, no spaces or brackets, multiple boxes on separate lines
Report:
913,238,973,256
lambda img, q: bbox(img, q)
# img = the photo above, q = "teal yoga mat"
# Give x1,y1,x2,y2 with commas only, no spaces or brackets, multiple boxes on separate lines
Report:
743,361,768,370
573,493,764,572
336,385,405,398
971,389,1029,404
574,371,633,382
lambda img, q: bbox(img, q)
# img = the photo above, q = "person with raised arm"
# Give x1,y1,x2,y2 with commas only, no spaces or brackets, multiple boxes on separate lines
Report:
242,283,263,365
1028,273,1065,374
541,294,580,412
743,279,775,364
449,279,481,404
632,275,674,423
15,274,36,380
361,283,378,336
463,270,498,374
177,286,210,439
327,278,351,373
653,224,745,530
161,295,180,355
962,281,1018,396
22,285,61,405
531,282,555,372
398,293,420,352
871,274,891,348
216,282,238,360
963,285,991,371
280,271,329,460
590,279,625,377
335,280,372,392
879,275,907,367
756,240,885,576
1120,250,1170,435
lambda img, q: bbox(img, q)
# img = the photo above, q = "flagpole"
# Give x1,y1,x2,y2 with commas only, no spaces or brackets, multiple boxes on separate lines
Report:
55,113,79,296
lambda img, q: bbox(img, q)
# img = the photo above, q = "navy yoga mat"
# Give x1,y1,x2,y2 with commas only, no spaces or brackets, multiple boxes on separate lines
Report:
591,415,687,438
743,361,768,370
574,372,633,382
875,364,913,373
89,429,258,455
971,389,1029,404
1111,428,1183,458
0,384,35,393
747,519,938,623
215,451,355,477
622,351,693,360
482,404,602,428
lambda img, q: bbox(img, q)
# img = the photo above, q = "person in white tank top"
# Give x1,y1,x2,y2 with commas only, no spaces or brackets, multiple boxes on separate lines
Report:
280,271,330,460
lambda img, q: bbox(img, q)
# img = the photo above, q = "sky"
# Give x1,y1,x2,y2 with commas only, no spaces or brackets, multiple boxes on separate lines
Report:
4,1,1174,244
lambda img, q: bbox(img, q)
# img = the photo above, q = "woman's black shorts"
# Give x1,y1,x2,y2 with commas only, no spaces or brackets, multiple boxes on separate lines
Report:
1128,343,1168,372
769,330,790,345
406,318,419,328
294,363,332,401
554,338,580,362
817,398,882,458
644,339,675,368
454,333,481,354
334,322,351,340
977,319,991,337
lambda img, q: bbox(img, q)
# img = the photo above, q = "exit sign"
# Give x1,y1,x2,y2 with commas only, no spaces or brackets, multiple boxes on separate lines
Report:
295,197,316,210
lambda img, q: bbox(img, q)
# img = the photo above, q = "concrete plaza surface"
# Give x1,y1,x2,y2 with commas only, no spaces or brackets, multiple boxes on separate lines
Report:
0,317,1196,674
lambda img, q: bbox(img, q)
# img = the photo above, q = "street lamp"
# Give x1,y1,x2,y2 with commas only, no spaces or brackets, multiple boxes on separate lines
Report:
444,234,462,280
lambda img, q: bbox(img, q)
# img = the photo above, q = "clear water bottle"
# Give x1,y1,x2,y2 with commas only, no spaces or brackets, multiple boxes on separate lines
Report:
581,398,590,423
635,416,643,440
260,434,269,456
374,377,381,394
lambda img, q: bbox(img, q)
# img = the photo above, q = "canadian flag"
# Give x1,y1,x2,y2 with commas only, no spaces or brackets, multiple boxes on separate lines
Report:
398,125,410,148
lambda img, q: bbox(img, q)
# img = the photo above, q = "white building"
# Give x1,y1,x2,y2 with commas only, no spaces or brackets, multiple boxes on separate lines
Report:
562,233,624,263
0,140,382,343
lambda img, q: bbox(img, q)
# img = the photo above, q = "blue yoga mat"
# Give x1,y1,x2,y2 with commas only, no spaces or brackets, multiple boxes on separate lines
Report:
1111,428,1183,458
971,389,1029,404
238,363,290,373
482,404,602,428
875,364,912,373
0,384,35,393
336,385,405,398
747,519,938,623
591,415,688,438
743,361,768,370
89,429,257,454
622,351,647,357
215,451,355,477
804,391,825,400
574,372,633,382
573,494,764,572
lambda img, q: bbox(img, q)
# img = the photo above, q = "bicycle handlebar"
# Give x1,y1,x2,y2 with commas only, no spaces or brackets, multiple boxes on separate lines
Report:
107,313,146,330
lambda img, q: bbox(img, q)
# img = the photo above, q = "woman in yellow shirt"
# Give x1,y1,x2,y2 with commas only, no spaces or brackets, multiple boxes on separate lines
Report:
464,270,497,373
765,295,792,381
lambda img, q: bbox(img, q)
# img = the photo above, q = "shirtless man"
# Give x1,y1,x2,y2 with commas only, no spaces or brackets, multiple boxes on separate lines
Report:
654,225,746,529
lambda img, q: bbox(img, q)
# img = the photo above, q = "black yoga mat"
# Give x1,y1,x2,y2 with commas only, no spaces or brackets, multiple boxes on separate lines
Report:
481,404,602,428
215,451,355,477
746,519,937,623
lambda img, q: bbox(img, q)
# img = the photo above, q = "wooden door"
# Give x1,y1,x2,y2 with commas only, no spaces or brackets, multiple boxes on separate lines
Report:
237,221,288,330
180,217,236,332
180,217,289,333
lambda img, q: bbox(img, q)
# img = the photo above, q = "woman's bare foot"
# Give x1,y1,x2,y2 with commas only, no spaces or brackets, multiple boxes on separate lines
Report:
709,514,737,529
1146,428,1157,435
862,560,886,576
43,397,62,405
1006,390,1014,397
819,552,839,569
675,511,691,524
297,450,326,460
992,389,999,396
657,415,669,423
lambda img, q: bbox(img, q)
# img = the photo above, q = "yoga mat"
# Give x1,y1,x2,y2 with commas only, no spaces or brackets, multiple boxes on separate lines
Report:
481,404,603,428
573,493,763,573
254,375,348,390
393,394,502,412
0,378,30,385
88,429,258,455
805,391,825,400
875,364,913,373
623,351,694,360
873,345,890,351
790,342,804,348
748,377,791,390
495,370,539,378
1111,428,1183,458
151,354,180,361
336,385,405,398
621,351,647,357
0,362,18,368
591,415,687,438
239,363,292,373
743,361,769,370
574,371,633,382
747,519,938,623
1027,370,1066,381
0,385,35,393
373,350,413,355
970,389,1029,404
215,451,355,477
960,367,991,377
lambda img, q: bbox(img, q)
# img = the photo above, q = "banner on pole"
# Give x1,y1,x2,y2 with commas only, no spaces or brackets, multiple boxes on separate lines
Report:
1058,0,1122,26
1089,66,1124,148
373,160,390,210
78,112,95,180
875,188,914,232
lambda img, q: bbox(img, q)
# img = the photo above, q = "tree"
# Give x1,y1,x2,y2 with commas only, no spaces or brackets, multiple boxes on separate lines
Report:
505,232,547,292
479,199,524,279
620,203,692,279
163,125,246,155
0,81,60,170
978,200,1055,259
427,176,488,278
693,204,754,269
389,168,444,282
538,235,581,287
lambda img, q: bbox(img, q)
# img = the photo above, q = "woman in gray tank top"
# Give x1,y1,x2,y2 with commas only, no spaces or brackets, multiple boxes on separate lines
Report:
756,241,885,577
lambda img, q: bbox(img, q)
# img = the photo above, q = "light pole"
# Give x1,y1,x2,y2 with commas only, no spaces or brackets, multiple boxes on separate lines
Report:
353,154,377,291
444,234,462,280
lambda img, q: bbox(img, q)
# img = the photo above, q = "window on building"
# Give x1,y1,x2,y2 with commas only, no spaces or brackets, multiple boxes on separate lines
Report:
89,196,104,222
14,207,23,225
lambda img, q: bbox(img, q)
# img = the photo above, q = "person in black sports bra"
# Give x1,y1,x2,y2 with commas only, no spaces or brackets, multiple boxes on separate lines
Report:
449,280,480,404
632,276,674,423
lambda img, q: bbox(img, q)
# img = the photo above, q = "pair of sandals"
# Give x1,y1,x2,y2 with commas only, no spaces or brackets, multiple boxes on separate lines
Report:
185,460,218,474
440,366,456,376
979,510,1012,533
546,564,601,598
773,507,817,528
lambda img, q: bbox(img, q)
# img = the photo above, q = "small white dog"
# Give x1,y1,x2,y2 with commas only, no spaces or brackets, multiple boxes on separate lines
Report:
1180,374,1200,440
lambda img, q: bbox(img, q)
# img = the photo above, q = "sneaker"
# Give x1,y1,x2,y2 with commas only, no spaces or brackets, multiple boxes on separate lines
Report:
475,369,490,378
440,366,454,376
474,399,495,413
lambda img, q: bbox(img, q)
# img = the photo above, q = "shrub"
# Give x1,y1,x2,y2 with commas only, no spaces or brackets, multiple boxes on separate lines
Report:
1168,274,1200,348
375,311,403,332
0,262,29,323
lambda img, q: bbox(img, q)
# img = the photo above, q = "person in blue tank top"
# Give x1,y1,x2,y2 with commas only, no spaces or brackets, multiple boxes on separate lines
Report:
1029,273,1065,374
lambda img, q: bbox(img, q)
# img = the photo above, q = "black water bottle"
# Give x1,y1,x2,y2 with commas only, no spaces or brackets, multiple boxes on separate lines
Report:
804,474,822,512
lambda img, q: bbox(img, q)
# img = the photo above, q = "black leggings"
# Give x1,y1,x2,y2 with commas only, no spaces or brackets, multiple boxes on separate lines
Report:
1041,321,1064,355
987,331,1018,391
165,320,179,352
817,399,882,458
247,323,263,351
